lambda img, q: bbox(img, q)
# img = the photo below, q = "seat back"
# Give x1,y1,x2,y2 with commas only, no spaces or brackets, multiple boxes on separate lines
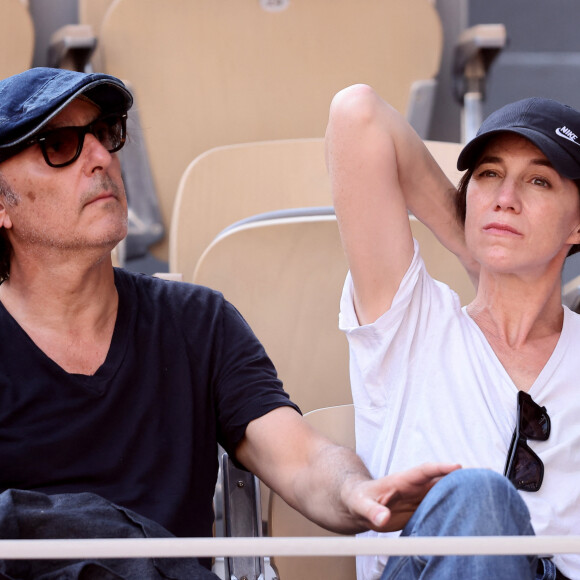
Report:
193,213,351,414
100,0,443,260
269,404,357,580
0,0,34,79
171,138,331,280
409,216,475,304
171,138,465,284
192,209,475,412
407,139,476,305
78,0,116,71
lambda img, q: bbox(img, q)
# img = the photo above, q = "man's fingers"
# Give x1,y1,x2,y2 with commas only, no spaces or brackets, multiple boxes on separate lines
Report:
344,463,462,533
418,462,462,479
353,492,392,528
390,462,461,489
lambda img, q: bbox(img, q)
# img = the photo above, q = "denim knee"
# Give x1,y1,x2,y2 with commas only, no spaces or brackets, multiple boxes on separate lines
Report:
381,470,537,580
403,468,534,538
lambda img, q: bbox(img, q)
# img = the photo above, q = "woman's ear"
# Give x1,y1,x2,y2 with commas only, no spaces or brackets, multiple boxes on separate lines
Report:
568,224,580,247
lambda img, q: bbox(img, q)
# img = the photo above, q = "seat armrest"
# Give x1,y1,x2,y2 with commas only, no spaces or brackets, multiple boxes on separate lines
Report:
48,24,97,72
220,452,265,580
452,23,507,104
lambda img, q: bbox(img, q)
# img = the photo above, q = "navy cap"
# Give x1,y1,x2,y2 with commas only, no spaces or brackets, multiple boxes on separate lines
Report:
457,97,580,180
0,67,133,152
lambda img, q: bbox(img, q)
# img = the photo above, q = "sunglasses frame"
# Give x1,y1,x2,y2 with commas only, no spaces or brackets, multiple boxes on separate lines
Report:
0,113,128,168
503,390,550,492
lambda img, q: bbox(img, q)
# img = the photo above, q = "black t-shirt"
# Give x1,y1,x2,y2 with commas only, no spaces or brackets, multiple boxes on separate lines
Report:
0,268,299,540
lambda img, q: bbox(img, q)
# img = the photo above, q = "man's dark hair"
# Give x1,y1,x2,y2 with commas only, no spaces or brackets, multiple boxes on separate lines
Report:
0,172,15,282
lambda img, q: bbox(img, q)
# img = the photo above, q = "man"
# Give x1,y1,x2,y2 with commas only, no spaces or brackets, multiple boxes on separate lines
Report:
0,67,456,579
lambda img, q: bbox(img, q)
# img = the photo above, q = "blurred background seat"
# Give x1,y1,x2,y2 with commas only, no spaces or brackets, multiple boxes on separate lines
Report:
171,138,469,284
77,0,114,72
170,138,331,281
267,403,357,580
0,0,34,78
97,0,443,264
192,212,351,414
219,404,357,580
191,203,474,416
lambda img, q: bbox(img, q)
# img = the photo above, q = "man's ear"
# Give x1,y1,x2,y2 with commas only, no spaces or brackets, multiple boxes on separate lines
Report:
0,199,13,231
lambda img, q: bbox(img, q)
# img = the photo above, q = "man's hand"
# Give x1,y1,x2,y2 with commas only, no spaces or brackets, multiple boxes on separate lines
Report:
340,463,462,532
238,407,461,535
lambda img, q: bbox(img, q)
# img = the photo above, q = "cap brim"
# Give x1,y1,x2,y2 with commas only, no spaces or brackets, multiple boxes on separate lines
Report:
457,127,580,180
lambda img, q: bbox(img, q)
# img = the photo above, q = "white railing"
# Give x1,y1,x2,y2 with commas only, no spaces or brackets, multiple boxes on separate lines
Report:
0,536,578,559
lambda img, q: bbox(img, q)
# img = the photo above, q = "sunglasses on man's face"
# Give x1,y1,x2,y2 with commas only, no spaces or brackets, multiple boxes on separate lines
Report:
22,113,127,168
503,390,550,492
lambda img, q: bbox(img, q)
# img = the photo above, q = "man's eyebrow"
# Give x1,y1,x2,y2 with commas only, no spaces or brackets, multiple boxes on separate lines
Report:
40,116,96,133
39,118,73,132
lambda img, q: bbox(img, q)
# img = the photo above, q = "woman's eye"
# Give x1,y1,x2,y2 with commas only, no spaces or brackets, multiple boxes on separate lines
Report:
531,177,550,188
477,169,498,178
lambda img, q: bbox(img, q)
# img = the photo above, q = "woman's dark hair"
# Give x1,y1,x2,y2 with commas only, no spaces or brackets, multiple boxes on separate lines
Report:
454,166,580,258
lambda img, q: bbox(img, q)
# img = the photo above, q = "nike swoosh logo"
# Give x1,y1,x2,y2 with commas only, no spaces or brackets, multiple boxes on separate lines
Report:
555,127,580,147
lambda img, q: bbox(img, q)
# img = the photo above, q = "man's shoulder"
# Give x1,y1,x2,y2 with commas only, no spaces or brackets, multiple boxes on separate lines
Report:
114,268,223,302
113,268,233,331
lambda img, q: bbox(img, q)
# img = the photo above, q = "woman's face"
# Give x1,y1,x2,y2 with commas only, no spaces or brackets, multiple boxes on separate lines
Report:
464,133,580,277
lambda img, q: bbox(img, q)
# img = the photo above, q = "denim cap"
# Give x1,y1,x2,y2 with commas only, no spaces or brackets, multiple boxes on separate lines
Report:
457,97,580,180
0,67,133,152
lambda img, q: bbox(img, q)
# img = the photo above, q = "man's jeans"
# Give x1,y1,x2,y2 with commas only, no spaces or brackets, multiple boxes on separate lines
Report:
0,489,219,579
380,468,557,580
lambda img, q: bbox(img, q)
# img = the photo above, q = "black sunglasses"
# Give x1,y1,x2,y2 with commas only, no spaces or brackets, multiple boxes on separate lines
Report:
13,113,127,168
503,391,550,492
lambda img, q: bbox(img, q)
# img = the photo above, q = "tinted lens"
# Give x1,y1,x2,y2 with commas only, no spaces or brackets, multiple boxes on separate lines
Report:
504,391,550,492
506,439,544,492
38,114,127,168
41,127,82,167
519,392,550,440
92,114,126,153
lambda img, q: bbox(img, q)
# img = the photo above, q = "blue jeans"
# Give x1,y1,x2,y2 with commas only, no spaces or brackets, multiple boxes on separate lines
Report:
0,489,219,579
380,468,554,580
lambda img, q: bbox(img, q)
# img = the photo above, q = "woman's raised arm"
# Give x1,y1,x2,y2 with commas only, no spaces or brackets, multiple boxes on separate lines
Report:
326,84,474,324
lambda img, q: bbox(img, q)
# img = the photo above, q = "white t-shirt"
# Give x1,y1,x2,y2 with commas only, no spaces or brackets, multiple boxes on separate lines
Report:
339,241,580,580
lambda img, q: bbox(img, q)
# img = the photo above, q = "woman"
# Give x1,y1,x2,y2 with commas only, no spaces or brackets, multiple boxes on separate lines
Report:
326,85,580,580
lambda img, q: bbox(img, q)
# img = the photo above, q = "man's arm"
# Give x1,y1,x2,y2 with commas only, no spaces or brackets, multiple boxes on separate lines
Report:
325,84,478,325
236,407,460,534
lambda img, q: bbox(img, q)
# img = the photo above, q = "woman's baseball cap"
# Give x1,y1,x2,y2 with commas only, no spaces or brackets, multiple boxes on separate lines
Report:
457,97,580,180
0,67,133,152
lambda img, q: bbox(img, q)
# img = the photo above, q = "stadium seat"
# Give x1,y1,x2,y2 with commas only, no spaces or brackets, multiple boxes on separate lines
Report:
0,0,34,79
78,0,115,72
268,404,357,580
192,212,351,414
218,404,357,580
170,138,331,282
171,138,467,284
191,207,474,415
99,0,444,261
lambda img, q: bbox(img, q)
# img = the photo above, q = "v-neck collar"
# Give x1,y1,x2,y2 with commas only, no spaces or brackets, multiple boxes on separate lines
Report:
461,305,570,396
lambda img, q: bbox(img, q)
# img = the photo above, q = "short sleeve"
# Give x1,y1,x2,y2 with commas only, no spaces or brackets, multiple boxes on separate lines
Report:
212,300,301,455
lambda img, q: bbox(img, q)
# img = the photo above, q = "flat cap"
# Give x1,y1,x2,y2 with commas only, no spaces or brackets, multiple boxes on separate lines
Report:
0,67,133,151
